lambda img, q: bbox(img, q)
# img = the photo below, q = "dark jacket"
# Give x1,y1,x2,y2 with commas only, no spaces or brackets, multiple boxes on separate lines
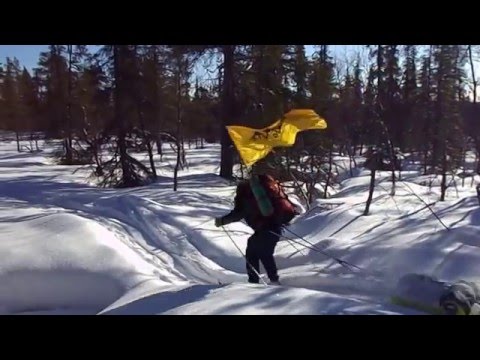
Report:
220,180,275,231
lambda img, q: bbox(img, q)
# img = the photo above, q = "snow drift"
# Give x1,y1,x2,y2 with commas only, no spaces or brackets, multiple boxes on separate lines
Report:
0,138,479,315
0,211,169,314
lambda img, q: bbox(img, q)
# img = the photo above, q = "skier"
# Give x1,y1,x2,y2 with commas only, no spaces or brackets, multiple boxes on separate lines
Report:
215,171,298,285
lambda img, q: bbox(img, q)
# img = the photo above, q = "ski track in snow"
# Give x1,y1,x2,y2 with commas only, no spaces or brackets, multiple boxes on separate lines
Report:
0,136,479,314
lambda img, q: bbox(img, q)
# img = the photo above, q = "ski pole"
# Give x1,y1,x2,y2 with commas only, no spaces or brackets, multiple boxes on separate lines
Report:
285,226,365,272
271,227,364,274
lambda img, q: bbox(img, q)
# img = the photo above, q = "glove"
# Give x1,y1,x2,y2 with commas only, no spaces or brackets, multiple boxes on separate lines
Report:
214,217,224,227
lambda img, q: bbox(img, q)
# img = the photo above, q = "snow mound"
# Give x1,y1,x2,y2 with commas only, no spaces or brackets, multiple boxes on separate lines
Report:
100,283,421,315
0,212,170,314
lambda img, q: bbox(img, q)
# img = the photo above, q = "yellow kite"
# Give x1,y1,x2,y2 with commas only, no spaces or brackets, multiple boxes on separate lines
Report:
227,109,327,167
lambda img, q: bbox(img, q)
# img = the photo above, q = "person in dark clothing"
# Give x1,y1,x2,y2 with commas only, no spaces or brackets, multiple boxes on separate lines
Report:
243,227,281,283
214,179,283,284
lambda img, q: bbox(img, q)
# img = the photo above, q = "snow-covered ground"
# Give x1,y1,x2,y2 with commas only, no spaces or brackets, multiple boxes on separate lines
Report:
1,137,479,315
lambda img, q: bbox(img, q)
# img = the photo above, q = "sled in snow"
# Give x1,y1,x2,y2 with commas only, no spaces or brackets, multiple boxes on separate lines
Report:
390,273,480,315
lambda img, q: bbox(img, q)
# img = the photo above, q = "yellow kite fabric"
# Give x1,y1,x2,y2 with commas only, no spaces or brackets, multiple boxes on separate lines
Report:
227,109,327,167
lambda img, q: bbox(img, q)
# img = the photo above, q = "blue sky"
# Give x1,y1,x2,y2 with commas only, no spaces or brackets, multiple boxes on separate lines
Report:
0,45,100,69
0,45,361,70
0,45,49,69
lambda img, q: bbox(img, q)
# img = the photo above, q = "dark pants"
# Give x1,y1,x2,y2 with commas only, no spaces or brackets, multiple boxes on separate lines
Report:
245,227,281,283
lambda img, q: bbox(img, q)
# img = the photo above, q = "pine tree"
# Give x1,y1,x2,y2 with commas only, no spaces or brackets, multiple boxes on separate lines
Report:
95,45,151,188
352,58,364,154
2,57,21,151
383,45,402,149
466,45,480,173
363,64,377,148
290,45,309,108
189,78,216,148
75,59,110,173
219,45,236,179
309,46,335,117
245,45,286,127
141,45,168,156
417,50,434,173
432,45,466,200
165,45,195,190
401,45,418,151
36,45,68,139
18,67,41,150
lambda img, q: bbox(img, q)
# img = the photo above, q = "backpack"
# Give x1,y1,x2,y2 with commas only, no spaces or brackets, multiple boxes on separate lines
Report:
249,174,298,226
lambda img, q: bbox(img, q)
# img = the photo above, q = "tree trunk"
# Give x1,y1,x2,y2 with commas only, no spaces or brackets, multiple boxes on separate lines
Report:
477,147,480,174
181,137,186,168
440,152,447,201
92,141,102,176
423,145,429,175
156,136,162,157
468,46,479,179
151,46,163,162
114,46,133,186
65,44,73,164
173,141,181,191
324,144,334,198
364,169,376,215
146,140,157,180
16,131,20,152
173,60,182,191
220,45,235,179
34,133,39,151
136,105,157,180
390,158,396,196
468,45,477,104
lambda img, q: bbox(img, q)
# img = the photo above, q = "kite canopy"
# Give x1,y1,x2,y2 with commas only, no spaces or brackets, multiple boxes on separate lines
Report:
226,109,327,167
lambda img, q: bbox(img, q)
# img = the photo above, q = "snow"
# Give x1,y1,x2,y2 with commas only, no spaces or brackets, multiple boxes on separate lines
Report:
101,283,422,315
0,134,479,315
0,211,171,314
